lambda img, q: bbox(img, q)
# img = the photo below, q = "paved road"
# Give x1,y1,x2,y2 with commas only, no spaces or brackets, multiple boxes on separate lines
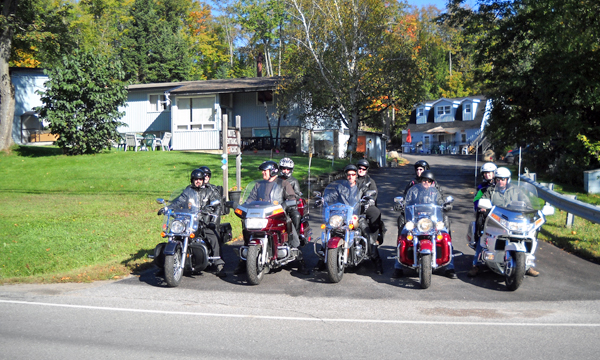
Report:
1,154,599,359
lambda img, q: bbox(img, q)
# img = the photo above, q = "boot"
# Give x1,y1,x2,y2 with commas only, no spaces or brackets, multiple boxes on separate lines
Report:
467,266,479,278
233,260,246,275
526,267,539,277
215,264,227,278
374,259,383,275
444,268,458,279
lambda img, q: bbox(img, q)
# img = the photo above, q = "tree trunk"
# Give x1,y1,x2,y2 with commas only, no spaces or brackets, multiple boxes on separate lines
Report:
0,0,16,151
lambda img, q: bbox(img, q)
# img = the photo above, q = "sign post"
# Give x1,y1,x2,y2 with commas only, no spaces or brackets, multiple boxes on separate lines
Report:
222,114,228,201
236,115,242,191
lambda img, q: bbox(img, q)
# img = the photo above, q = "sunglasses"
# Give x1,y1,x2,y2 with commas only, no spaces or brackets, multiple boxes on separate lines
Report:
358,167,367,171
347,173,357,177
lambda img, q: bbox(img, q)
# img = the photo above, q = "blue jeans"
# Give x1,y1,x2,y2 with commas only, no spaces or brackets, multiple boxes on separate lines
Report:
472,238,483,267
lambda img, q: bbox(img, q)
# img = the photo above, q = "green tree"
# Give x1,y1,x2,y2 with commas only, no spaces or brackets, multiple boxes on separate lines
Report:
37,49,128,155
282,0,423,152
443,0,600,184
1,0,77,151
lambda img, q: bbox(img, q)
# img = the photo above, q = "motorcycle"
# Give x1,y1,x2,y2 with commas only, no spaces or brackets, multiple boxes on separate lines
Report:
313,181,376,283
467,182,547,291
234,180,312,285
393,184,454,289
149,189,221,287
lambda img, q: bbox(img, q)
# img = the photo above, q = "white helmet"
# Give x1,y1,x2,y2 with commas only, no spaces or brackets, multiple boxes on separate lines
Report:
481,162,497,173
494,167,511,182
279,157,294,169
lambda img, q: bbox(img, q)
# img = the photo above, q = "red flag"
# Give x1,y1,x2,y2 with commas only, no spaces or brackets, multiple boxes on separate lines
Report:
406,129,412,143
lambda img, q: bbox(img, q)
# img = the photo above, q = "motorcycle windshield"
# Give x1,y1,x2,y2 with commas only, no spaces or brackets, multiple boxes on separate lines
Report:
490,182,543,212
168,188,200,215
322,180,361,216
404,184,444,223
240,180,279,206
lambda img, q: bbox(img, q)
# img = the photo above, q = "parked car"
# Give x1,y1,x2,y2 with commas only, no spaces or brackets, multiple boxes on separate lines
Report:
504,146,530,165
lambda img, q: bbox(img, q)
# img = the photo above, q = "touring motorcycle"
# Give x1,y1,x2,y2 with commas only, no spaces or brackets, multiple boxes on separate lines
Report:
313,181,377,283
467,182,547,291
149,189,222,287
394,184,454,289
234,180,312,285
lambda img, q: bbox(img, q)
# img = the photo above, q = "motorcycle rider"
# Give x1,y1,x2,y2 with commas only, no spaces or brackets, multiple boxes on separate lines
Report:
158,168,226,278
356,159,386,247
394,170,457,279
468,162,497,277
477,167,539,277
234,161,308,275
278,157,304,243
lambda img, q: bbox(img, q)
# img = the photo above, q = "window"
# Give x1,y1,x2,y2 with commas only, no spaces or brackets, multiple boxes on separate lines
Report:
175,96,215,130
461,133,466,142
465,104,471,113
149,94,170,112
463,103,473,121
437,105,451,115
417,108,424,117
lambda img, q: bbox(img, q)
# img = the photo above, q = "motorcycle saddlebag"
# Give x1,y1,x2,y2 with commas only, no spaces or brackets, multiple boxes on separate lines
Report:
189,242,209,271
219,222,233,244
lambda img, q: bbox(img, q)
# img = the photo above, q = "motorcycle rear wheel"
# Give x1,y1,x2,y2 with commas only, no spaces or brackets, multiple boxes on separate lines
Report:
247,245,266,285
164,248,183,287
505,251,526,291
326,246,344,283
419,254,432,289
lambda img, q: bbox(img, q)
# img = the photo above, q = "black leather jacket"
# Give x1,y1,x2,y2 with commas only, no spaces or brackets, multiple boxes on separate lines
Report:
357,174,377,202
280,175,301,198
246,178,295,206
169,185,221,217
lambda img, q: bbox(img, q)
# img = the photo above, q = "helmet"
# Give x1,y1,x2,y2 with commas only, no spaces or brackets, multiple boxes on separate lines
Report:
480,162,497,173
494,167,511,182
259,160,279,177
419,170,436,183
356,159,370,169
199,166,211,177
279,158,294,178
190,168,206,187
344,164,358,173
414,160,430,170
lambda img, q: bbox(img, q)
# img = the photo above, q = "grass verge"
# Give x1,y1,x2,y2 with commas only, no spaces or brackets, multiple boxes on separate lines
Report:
0,146,348,284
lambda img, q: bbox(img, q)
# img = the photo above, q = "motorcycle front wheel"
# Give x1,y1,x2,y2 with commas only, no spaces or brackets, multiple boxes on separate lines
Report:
505,251,526,291
164,247,183,287
246,245,266,285
419,254,432,289
326,246,344,283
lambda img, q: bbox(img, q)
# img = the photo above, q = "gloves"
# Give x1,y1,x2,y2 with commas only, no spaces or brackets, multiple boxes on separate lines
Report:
157,208,165,216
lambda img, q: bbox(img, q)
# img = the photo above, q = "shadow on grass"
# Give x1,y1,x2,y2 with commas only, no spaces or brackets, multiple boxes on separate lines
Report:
13,145,63,157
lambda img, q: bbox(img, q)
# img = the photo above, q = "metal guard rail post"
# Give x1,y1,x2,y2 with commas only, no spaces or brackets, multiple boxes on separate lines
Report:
520,176,600,224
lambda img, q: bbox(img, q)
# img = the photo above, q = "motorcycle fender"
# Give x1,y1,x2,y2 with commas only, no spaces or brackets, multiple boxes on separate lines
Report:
505,242,527,252
248,236,265,246
419,239,433,254
327,236,344,249
163,241,181,256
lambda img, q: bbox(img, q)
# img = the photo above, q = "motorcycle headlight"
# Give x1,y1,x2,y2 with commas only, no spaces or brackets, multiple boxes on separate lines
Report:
436,221,445,230
170,220,186,234
417,218,433,232
490,214,533,232
405,222,415,231
329,215,344,228
245,218,269,230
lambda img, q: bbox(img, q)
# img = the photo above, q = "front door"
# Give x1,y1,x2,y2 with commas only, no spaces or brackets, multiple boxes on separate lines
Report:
423,135,431,151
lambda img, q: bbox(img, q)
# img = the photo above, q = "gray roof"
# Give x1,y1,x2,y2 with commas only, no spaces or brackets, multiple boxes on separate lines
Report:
127,76,280,95
407,95,487,132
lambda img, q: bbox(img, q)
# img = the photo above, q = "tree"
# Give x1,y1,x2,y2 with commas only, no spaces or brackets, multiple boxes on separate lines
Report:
281,0,423,152
1,0,77,151
37,49,128,155
442,0,600,184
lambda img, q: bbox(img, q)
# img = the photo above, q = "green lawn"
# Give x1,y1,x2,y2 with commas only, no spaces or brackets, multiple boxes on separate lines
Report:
0,146,348,283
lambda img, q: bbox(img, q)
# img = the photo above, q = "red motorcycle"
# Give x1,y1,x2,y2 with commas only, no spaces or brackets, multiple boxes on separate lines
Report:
394,184,454,289
234,180,311,285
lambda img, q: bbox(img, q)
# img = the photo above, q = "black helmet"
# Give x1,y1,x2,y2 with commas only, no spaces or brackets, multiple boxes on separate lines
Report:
344,164,358,173
356,159,370,169
190,168,206,187
259,160,279,177
199,166,211,177
414,160,430,170
419,170,436,183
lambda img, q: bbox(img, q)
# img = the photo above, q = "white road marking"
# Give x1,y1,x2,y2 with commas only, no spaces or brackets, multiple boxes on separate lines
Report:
1,299,599,327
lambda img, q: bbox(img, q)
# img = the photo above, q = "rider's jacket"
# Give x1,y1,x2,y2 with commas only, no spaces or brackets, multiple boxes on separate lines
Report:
404,177,444,198
404,183,444,206
169,185,221,217
357,174,378,201
246,177,296,206
473,180,493,211
280,175,301,198
481,183,530,208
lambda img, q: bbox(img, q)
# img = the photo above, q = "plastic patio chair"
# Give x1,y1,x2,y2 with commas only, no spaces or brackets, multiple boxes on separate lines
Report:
125,133,141,152
144,134,157,151
155,132,172,151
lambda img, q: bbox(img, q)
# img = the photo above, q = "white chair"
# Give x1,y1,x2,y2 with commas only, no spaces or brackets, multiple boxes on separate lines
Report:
125,133,141,152
155,132,172,151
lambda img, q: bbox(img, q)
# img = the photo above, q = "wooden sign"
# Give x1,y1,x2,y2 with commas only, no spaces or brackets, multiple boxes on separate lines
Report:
227,129,237,138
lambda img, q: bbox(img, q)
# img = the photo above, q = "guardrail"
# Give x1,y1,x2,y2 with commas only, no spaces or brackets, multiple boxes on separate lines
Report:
519,175,600,225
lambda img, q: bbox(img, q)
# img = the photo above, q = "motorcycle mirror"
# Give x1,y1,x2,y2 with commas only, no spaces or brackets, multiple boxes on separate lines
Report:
225,201,234,209
156,198,165,204
313,191,321,197
365,189,376,197
478,199,493,210
393,196,404,204
210,199,221,207
445,196,454,204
